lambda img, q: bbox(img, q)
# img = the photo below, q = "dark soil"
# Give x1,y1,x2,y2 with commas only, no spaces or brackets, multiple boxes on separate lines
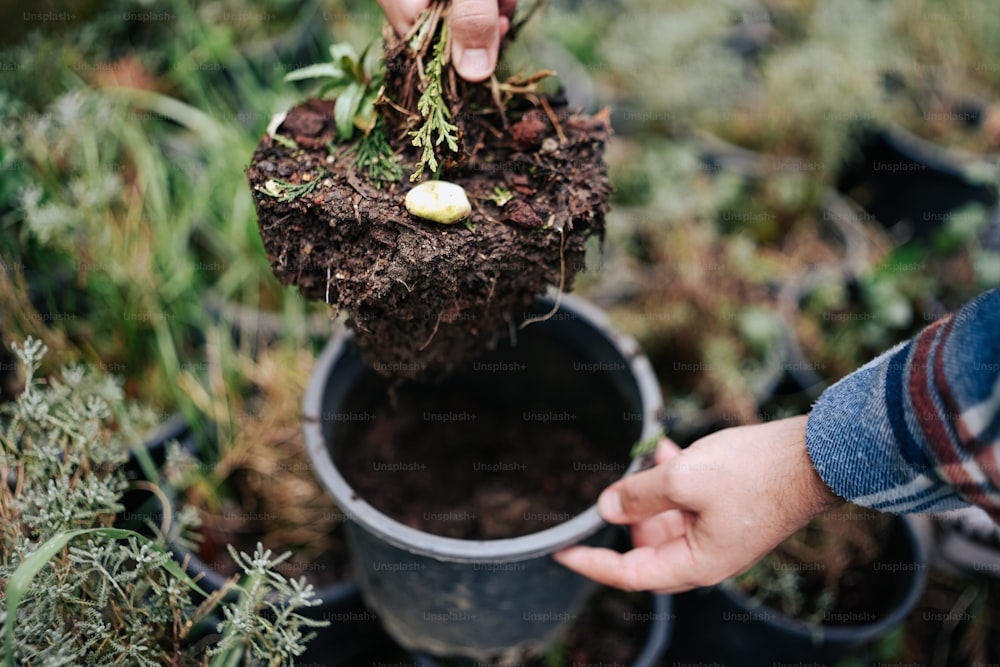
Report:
247,23,611,381
334,332,638,540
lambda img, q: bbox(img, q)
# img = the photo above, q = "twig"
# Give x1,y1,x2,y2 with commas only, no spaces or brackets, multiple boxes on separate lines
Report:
419,311,444,351
489,75,510,131
537,94,567,144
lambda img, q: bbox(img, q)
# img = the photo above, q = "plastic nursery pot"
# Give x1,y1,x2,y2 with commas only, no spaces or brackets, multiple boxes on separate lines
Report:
128,414,381,667
666,515,927,665
836,125,999,246
931,506,1000,579
413,588,674,667
303,294,664,661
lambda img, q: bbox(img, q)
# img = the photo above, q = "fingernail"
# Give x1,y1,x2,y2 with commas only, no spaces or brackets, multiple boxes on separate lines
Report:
598,489,622,520
457,48,491,80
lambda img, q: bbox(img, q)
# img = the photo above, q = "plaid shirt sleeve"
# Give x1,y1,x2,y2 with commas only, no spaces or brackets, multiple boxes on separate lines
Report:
805,287,1000,519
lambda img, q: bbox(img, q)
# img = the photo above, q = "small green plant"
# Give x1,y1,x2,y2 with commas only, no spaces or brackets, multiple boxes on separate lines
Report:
258,173,325,202
725,506,892,638
730,556,837,629
285,42,384,141
408,21,460,181
285,40,403,186
347,118,405,186
0,337,326,666
489,186,514,207
208,544,329,665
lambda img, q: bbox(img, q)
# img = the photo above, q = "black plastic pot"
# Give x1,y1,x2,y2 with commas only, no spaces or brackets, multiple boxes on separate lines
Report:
836,125,999,246
414,588,673,667
126,413,378,667
666,515,927,665
303,294,664,661
931,506,1000,578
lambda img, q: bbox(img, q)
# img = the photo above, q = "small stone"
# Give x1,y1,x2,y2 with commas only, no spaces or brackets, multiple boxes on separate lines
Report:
404,180,472,224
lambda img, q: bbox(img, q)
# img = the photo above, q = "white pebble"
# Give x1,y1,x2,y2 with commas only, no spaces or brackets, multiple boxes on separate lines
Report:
404,180,472,224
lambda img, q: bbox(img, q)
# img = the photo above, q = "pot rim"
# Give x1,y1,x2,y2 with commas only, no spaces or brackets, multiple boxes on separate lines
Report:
303,293,664,563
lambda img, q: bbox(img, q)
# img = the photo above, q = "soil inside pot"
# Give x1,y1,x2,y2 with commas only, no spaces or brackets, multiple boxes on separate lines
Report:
734,506,901,627
334,332,638,540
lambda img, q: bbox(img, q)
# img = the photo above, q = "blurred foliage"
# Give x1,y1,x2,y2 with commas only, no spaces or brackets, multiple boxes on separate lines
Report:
0,0,385,407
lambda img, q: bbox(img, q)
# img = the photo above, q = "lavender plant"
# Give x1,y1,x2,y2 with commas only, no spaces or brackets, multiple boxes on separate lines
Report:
0,337,326,666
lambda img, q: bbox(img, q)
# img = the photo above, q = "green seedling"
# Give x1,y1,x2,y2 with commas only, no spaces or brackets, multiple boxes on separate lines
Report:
285,41,385,141
259,174,324,202
286,40,402,186
408,21,460,181
489,186,514,207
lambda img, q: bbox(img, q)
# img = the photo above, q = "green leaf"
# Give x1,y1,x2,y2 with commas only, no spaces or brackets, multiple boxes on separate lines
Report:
4,527,207,667
361,39,383,80
354,94,377,134
342,55,364,82
329,43,359,65
334,83,365,141
283,62,347,82
630,427,666,458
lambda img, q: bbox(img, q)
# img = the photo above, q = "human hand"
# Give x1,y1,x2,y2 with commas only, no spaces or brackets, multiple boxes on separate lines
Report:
554,416,841,594
376,0,517,82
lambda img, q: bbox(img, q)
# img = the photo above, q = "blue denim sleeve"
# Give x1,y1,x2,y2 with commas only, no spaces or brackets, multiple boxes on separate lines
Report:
805,287,1000,518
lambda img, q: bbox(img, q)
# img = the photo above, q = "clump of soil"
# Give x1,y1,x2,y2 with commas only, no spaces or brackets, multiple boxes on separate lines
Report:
247,6,611,381
334,333,637,540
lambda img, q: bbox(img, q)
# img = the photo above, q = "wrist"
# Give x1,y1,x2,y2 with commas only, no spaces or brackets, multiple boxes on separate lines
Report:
779,415,841,519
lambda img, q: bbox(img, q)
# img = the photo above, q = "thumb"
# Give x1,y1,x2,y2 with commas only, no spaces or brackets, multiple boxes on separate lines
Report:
598,461,685,525
449,0,502,82
653,437,682,466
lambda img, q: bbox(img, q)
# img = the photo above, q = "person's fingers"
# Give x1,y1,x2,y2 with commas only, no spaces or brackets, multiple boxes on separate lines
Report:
498,0,518,20
597,461,686,525
629,509,688,548
653,437,682,466
497,0,515,43
377,0,428,36
450,0,502,81
553,541,701,594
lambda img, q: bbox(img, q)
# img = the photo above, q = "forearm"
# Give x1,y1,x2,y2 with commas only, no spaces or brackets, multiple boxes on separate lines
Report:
806,287,1000,517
